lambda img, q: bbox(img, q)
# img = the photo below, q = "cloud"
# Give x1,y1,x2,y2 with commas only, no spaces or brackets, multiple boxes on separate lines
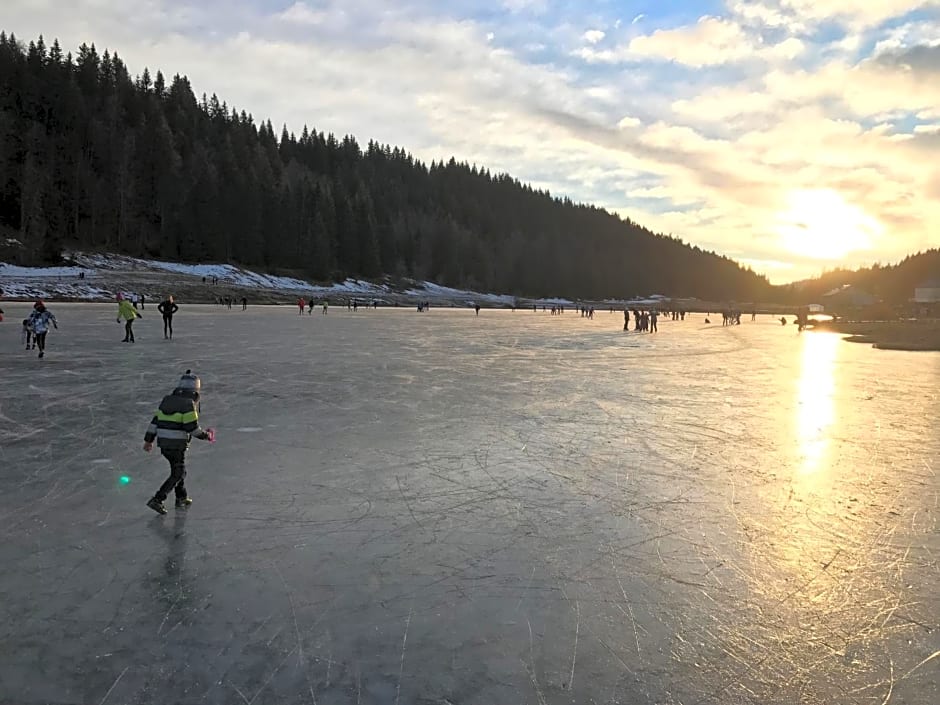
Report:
502,0,548,14
277,2,327,26
763,53,940,117
627,16,754,66
778,0,940,29
727,1,808,33
672,89,777,122
616,116,641,129
575,15,804,67
583,29,605,44
729,0,940,32
874,42,940,72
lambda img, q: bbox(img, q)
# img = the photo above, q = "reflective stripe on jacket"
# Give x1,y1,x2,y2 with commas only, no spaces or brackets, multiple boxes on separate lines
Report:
144,392,206,449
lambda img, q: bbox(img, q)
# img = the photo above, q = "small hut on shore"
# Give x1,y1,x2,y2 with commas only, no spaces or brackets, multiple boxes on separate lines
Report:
913,277,940,317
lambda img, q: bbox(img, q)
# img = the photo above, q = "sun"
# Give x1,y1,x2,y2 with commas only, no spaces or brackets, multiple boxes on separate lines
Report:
775,189,882,261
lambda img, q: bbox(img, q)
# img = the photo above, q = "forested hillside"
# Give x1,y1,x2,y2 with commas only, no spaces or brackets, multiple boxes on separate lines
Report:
778,250,940,304
0,32,774,300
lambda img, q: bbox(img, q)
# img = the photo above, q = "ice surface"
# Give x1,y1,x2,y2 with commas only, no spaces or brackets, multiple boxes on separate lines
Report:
0,305,938,704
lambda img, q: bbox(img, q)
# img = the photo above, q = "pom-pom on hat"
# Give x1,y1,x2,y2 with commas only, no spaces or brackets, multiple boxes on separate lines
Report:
177,369,201,393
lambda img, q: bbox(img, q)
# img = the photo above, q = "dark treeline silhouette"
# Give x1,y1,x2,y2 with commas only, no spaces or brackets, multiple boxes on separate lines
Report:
778,250,940,305
2,32,775,300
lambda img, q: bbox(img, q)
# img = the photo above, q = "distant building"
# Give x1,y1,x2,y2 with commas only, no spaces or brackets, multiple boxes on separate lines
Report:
914,277,940,303
807,303,825,313
822,285,877,308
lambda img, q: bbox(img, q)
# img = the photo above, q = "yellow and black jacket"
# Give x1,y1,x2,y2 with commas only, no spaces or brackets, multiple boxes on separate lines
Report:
144,392,208,450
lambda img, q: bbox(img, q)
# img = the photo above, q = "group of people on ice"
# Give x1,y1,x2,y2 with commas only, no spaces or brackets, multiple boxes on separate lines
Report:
296,297,380,314
624,309,659,332
5,293,184,358
297,297,329,314
119,292,184,341
215,295,248,309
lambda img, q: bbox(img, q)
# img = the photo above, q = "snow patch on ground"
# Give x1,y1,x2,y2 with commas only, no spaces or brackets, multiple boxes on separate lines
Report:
406,281,515,305
1,251,637,306
310,279,390,296
0,280,111,300
2,251,505,302
67,253,392,295
147,261,311,290
0,264,88,277
70,253,312,290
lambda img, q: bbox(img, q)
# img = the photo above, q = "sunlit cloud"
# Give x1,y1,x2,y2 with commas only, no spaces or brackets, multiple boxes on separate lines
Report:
627,16,757,66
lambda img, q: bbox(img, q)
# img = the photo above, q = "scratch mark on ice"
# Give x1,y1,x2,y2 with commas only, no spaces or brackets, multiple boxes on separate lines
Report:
395,606,413,705
97,666,129,705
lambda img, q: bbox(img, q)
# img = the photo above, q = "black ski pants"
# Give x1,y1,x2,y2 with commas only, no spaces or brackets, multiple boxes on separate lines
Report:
154,448,188,501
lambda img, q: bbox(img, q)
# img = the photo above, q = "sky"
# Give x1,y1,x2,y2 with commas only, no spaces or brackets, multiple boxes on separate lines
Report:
5,1,940,283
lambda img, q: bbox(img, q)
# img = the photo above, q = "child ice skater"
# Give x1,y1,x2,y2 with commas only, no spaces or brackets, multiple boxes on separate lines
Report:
143,370,215,515
28,301,58,358
22,317,34,349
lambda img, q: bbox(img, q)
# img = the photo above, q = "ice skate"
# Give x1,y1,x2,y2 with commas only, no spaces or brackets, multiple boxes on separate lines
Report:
147,497,167,515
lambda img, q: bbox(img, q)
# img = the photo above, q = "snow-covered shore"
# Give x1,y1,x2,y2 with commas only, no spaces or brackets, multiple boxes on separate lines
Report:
0,252,525,306
0,252,684,308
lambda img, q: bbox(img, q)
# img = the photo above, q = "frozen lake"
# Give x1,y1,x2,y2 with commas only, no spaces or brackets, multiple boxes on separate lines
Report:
1,304,938,705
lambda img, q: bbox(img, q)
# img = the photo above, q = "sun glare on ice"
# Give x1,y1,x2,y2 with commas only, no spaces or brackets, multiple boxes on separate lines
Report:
776,189,881,261
795,331,840,475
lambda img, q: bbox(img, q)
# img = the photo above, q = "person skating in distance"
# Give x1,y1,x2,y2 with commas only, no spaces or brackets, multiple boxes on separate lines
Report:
158,295,179,339
143,370,215,515
117,293,142,342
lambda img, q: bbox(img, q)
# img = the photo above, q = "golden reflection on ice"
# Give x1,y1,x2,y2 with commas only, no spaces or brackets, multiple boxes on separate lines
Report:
795,332,840,475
